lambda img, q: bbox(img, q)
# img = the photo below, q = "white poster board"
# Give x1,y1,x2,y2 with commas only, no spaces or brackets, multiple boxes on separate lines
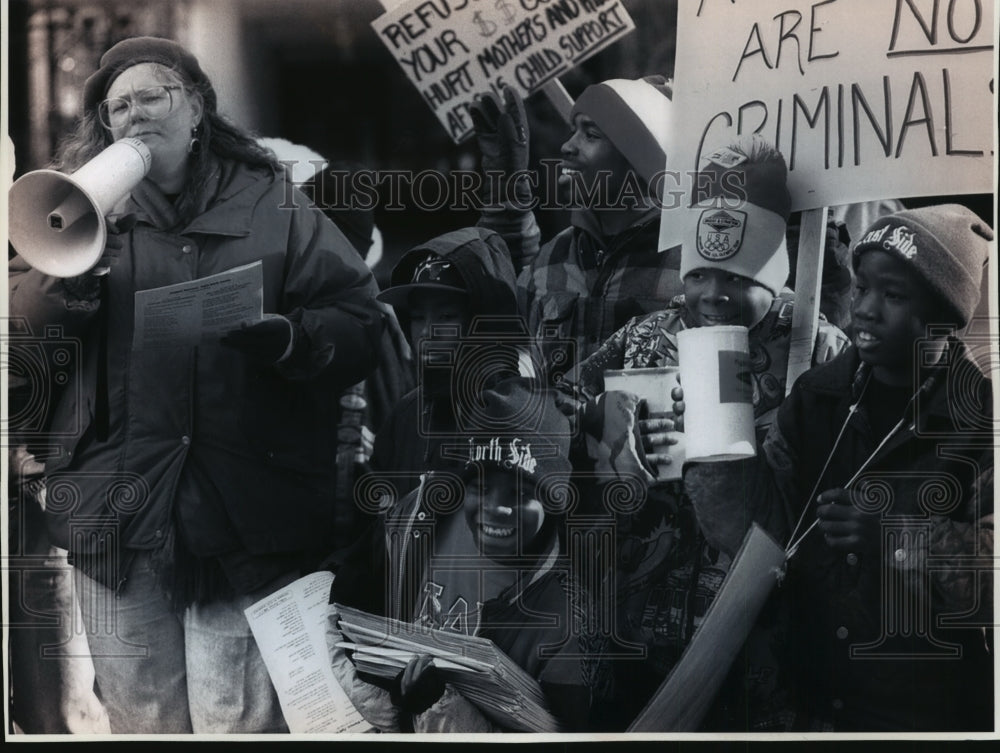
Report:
371,0,635,143
661,0,994,247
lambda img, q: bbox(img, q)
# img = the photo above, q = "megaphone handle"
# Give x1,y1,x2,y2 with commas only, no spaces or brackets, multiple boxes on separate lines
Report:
95,274,111,442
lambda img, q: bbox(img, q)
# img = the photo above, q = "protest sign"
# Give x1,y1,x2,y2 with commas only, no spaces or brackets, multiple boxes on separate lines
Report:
661,0,994,230
661,1,995,390
372,0,635,143
628,524,786,731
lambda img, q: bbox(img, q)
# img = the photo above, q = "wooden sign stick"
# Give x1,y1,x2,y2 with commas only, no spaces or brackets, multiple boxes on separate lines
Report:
785,206,828,395
540,79,575,123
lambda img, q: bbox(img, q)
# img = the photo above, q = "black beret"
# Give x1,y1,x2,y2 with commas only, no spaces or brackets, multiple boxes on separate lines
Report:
83,36,216,114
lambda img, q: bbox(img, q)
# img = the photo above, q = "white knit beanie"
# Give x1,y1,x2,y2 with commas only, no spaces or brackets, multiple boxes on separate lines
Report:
680,138,792,295
571,75,673,186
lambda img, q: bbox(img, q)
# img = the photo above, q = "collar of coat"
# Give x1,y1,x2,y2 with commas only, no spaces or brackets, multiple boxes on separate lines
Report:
794,337,989,426
116,156,283,237
569,204,661,246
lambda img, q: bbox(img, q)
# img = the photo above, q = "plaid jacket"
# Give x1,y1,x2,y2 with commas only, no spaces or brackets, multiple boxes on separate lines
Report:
516,207,683,384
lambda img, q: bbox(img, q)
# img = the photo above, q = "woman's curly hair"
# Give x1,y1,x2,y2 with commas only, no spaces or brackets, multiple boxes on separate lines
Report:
54,61,280,225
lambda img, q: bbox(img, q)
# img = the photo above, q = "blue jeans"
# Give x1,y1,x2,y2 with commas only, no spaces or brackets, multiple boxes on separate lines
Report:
76,549,294,733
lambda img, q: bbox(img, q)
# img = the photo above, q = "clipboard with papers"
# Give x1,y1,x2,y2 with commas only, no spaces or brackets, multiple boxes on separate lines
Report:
333,604,563,733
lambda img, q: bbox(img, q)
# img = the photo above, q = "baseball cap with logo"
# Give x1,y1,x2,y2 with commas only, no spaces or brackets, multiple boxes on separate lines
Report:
377,252,468,309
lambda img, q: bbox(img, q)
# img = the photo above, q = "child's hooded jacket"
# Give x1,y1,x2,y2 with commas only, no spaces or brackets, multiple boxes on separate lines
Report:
370,227,526,497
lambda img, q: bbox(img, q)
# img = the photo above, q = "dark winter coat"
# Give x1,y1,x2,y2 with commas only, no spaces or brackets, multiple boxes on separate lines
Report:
8,157,384,591
688,342,994,731
330,479,591,732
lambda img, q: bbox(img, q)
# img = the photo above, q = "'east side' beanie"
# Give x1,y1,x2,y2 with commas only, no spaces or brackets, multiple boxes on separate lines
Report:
852,204,992,328
680,137,792,295
84,36,216,114
571,75,673,187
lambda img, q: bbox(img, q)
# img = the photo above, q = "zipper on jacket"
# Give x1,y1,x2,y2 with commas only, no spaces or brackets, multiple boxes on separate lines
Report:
391,473,427,621
786,373,937,558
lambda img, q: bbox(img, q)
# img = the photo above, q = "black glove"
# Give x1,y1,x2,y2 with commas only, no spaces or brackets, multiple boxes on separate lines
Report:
220,315,297,365
390,654,446,715
61,272,102,301
471,85,529,175
471,86,532,210
822,219,852,275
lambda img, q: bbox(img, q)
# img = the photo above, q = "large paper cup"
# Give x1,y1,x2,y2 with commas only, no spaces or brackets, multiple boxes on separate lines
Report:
676,326,755,462
604,366,685,481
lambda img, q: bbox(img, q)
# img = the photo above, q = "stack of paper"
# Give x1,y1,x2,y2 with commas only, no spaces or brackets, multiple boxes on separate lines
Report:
334,604,563,733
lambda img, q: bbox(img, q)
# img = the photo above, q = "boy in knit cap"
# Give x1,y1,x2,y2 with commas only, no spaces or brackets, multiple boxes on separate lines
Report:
474,76,680,384
326,377,590,733
685,204,994,731
366,226,526,499
317,228,528,732
569,135,848,422
556,135,849,730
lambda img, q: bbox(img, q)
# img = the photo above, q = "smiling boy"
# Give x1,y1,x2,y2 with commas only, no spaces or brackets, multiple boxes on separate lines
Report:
462,464,545,557
556,136,849,730
513,76,680,384
686,204,994,731
392,376,589,732
569,136,848,430
327,377,590,732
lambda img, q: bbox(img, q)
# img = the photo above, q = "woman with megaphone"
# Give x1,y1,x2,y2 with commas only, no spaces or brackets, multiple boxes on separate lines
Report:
8,36,385,734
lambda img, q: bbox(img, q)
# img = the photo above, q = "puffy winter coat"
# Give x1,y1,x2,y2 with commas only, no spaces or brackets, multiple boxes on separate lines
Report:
8,157,384,589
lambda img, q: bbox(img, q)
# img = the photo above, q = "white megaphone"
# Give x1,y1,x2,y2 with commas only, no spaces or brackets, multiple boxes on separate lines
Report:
8,137,151,277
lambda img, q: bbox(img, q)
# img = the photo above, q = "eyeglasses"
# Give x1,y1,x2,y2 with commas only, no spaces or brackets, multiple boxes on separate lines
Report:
98,85,181,129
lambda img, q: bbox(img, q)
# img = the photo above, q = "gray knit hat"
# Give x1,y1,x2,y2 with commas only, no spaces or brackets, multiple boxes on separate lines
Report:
852,204,992,327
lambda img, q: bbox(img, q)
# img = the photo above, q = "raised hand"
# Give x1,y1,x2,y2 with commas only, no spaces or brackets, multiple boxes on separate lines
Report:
470,85,529,178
